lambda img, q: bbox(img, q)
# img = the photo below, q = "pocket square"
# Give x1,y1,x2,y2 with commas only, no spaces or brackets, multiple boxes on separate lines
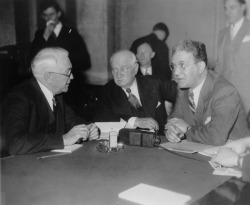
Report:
242,35,250,43
204,116,211,125
156,101,161,108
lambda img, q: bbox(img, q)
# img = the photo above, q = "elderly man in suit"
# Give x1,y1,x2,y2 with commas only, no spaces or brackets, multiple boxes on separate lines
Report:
212,137,250,182
3,47,98,155
165,40,249,145
94,50,176,134
216,0,250,113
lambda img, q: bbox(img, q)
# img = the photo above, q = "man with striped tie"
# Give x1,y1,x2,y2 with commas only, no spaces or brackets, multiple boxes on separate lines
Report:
164,40,249,146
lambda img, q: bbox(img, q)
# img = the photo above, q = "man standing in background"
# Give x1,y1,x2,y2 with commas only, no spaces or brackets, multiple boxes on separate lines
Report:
130,22,172,80
216,0,250,113
30,0,91,115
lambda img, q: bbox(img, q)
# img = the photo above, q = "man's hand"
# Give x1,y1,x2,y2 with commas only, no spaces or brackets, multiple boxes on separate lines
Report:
43,20,55,41
223,137,250,154
164,123,184,142
212,147,239,168
87,123,99,140
134,117,159,130
167,118,190,133
62,124,89,146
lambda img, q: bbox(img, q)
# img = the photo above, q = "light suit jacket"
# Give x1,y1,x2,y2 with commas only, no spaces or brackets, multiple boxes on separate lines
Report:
170,71,249,146
216,18,250,112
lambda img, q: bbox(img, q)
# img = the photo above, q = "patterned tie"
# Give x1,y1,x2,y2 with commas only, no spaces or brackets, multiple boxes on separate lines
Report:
126,88,141,109
188,91,196,113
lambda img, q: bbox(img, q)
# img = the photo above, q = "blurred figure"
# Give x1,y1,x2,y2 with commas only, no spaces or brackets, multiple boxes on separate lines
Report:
3,47,98,155
94,50,177,134
130,22,171,80
30,0,91,114
212,137,250,182
165,40,249,145
216,0,250,113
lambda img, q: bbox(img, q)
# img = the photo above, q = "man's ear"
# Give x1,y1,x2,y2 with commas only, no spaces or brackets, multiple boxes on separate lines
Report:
134,62,139,74
151,51,156,59
44,72,52,83
57,11,62,18
198,61,206,74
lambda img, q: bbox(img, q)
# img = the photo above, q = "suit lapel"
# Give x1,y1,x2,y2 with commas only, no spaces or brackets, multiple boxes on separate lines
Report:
232,19,249,52
137,77,155,118
195,72,214,126
113,82,133,115
30,78,52,125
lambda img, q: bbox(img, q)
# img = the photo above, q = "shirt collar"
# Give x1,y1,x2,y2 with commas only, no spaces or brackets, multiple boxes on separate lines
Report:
36,79,54,110
54,21,62,37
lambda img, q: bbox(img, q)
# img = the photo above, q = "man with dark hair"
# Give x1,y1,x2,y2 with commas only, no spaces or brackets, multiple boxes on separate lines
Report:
3,47,98,155
30,0,91,113
216,0,250,113
130,22,171,80
165,40,249,145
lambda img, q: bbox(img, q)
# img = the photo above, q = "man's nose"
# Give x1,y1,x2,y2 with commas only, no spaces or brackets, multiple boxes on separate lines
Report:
70,73,74,80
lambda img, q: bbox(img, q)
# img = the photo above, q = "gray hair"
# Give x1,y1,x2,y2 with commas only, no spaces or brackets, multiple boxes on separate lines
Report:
31,47,69,78
110,50,137,65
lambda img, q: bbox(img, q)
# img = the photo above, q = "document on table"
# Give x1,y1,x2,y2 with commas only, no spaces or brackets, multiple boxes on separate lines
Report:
160,140,218,154
118,183,191,205
51,144,83,153
95,122,126,140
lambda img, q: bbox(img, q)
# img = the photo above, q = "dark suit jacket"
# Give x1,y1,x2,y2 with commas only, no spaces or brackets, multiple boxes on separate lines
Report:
94,76,177,134
171,70,249,145
130,33,171,80
242,154,250,182
3,77,87,155
30,25,91,73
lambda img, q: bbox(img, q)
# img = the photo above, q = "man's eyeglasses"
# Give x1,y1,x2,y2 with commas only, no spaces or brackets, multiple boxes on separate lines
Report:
50,69,72,78
170,62,194,72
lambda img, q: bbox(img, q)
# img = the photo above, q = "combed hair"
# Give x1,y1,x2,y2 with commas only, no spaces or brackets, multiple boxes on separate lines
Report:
31,47,68,77
110,50,137,65
172,40,208,66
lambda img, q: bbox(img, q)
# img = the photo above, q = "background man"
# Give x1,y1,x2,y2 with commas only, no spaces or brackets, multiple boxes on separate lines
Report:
3,47,98,155
94,50,176,134
30,0,91,113
216,0,250,113
130,22,171,80
165,40,249,145
212,137,250,182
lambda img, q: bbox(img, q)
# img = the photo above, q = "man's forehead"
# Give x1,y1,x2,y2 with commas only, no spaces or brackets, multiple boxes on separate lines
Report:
172,51,194,62
138,43,151,51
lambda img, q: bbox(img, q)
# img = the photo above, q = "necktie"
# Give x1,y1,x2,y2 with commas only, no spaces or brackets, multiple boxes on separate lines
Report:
126,88,141,109
188,91,196,113
52,96,57,117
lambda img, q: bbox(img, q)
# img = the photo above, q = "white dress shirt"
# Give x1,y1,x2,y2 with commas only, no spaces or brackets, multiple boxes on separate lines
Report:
37,80,54,111
140,66,152,76
230,18,244,39
53,21,62,37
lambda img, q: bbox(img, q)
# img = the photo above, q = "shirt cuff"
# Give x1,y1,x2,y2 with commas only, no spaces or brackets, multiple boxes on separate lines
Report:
128,117,137,128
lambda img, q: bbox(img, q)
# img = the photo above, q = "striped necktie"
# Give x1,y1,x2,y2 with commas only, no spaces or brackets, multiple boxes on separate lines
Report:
188,91,196,113
52,96,57,117
126,88,141,109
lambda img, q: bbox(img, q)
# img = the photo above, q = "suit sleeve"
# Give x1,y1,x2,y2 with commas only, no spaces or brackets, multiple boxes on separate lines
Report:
4,93,64,155
242,154,250,182
186,87,244,145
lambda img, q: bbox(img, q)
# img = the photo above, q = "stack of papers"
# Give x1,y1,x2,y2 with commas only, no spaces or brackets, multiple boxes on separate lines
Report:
208,161,242,177
160,140,217,154
95,122,126,140
119,183,191,205
51,144,83,153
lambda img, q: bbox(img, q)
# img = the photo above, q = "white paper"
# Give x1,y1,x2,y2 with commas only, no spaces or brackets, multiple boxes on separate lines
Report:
160,140,217,154
51,144,83,153
213,167,242,178
119,183,191,205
